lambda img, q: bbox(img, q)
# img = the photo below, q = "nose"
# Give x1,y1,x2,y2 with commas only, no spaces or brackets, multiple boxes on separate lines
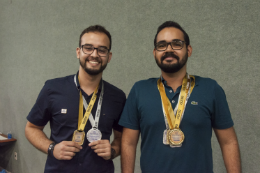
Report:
166,43,173,51
91,48,99,57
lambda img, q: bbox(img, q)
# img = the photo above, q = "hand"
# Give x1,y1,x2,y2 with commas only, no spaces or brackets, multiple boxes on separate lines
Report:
53,141,82,160
89,140,111,160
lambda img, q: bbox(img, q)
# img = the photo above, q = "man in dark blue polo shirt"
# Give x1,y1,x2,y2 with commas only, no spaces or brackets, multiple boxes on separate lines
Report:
25,25,126,173
119,21,241,173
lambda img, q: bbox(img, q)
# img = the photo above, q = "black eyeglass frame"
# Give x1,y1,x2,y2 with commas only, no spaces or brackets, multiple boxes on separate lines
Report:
155,40,186,51
81,44,110,57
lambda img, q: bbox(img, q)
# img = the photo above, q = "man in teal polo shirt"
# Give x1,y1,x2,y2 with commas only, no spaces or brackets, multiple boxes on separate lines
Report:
119,21,241,173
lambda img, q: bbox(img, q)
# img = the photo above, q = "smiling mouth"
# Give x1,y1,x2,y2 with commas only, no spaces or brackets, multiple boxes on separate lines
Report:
163,56,177,62
165,56,175,59
161,52,179,62
89,61,99,64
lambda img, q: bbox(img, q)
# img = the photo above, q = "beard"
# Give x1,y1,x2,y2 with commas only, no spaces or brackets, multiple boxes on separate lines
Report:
79,55,107,75
155,51,188,73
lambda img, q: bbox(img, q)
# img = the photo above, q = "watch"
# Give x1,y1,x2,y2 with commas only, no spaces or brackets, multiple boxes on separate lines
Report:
110,148,116,160
48,142,55,157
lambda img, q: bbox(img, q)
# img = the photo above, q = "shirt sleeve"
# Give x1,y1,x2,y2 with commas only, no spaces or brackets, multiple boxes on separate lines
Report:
212,82,234,129
27,81,51,126
112,94,126,132
119,83,140,130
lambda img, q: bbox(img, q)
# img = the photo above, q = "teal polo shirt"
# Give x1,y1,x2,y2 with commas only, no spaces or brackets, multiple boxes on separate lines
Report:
119,76,233,173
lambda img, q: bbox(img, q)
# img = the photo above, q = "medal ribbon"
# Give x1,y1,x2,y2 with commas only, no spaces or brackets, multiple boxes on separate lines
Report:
77,77,99,132
82,81,104,129
157,74,195,130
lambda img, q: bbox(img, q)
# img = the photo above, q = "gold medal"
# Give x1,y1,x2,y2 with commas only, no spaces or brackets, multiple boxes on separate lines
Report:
168,129,184,145
72,130,85,145
158,74,195,147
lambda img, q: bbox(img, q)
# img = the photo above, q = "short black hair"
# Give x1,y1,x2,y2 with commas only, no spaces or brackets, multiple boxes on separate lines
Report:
154,21,190,47
79,25,112,50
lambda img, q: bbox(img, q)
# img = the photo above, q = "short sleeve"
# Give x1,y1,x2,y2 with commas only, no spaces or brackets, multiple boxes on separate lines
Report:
112,94,126,132
212,82,234,129
27,81,51,126
119,83,140,130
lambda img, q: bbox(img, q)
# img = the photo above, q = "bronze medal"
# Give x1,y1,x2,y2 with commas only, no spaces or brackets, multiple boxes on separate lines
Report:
168,129,184,145
72,130,85,145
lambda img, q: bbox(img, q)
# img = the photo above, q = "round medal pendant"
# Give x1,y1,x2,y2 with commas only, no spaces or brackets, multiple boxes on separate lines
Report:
168,129,185,145
87,128,102,142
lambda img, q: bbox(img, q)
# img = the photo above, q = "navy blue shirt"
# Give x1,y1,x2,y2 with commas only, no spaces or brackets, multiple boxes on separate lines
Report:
27,73,126,173
119,76,234,173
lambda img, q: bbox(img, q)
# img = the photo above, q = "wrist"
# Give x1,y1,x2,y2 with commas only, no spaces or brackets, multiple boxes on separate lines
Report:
109,147,116,160
48,142,56,157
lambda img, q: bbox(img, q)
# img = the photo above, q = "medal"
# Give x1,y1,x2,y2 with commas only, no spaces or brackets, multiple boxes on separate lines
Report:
168,129,184,145
157,74,195,147
170,144,182,148
163,129,170,145
87,128,102,142
73,75,104,145
72,130,85,145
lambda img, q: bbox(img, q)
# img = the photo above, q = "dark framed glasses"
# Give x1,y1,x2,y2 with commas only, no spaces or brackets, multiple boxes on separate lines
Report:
81,44,110,57
155,40,186,51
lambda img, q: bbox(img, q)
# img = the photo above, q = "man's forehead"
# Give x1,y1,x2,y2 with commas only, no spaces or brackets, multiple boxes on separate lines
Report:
81,32,110,46
82,32,108,39
157,27,185,41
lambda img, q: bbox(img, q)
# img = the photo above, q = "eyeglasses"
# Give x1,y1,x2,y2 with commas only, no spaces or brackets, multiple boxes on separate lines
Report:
155,40,186,51
81,44,110,57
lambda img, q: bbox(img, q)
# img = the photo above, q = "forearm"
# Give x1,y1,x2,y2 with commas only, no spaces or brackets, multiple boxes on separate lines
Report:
121,128,139,173
221,141,241,173
121,143,137,173
214,127,241,173
25,122,52,154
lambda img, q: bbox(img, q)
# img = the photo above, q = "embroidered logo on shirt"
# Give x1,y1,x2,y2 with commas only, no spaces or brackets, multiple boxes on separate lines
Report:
191,101,198,105
61,109,67,114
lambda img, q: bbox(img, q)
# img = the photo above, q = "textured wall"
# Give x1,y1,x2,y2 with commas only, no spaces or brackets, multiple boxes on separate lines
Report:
0,0,259,173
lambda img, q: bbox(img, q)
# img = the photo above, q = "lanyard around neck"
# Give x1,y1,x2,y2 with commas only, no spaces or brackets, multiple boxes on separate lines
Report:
74,75,101,131
157,74,195,129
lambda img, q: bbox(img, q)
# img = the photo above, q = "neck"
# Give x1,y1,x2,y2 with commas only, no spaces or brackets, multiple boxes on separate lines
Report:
161,66,187,92
78,67,102,95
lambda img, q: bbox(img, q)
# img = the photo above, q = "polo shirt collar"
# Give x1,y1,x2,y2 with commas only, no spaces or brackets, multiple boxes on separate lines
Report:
160,76,168,86
160,73,199,87
75,71,102,93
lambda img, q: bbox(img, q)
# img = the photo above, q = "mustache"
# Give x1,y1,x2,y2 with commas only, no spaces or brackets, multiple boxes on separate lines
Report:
86,56,101,63
161,52,179,62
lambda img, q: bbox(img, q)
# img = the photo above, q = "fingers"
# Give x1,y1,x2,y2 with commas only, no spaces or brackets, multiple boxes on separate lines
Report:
97,152,111,160
64,141,83,150
64,145,81,153
89,139,109,147
56,151,76,160
94,147,111,160
60,141,82,152
89,140,111,160
93,147,110,153
53,141,82,160
53,140,112,160
89,140,110,150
